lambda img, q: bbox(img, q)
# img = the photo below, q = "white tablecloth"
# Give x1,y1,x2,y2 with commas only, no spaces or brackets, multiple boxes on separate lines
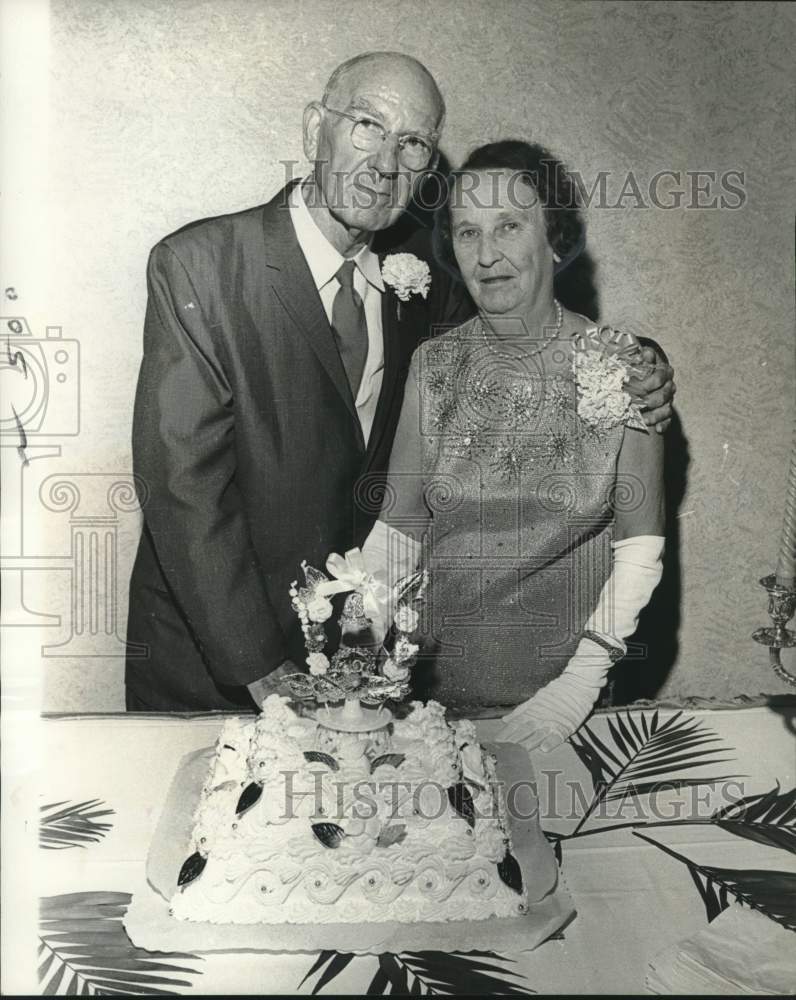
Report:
5,703,795,994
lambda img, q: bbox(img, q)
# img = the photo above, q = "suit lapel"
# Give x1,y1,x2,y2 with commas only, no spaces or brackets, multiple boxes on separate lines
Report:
260,185,362,440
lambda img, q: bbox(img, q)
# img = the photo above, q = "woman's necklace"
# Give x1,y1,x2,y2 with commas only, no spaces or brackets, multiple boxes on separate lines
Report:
480,299,564,360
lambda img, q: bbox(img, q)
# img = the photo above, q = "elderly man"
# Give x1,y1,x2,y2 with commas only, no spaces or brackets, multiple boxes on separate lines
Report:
126,51,674,711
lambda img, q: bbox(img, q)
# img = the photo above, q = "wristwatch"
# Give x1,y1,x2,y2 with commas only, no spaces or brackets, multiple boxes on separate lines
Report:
582,630,625,663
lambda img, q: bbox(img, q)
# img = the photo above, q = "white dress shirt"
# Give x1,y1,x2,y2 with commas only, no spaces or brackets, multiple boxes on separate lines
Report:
288,181,385,445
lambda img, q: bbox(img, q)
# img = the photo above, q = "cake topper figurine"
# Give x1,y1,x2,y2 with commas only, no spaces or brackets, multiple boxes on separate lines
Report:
283,548,428,732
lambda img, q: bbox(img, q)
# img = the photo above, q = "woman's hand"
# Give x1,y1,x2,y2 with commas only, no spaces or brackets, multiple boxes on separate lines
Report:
626,346,675,434
497,702,572,753
497,641,613,751
500,535,666,751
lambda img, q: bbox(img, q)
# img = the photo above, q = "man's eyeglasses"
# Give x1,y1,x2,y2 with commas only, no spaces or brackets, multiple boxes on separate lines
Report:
321,99,437,171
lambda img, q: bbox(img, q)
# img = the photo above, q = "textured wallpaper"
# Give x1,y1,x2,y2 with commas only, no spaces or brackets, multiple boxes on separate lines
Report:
8,0,794,710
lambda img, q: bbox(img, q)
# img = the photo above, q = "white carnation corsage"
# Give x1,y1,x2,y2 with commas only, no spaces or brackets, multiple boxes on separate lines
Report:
572,326,651,434
381,253,431,318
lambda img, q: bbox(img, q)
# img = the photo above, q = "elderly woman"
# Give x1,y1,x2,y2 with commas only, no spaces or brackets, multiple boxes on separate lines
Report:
363,139,665,750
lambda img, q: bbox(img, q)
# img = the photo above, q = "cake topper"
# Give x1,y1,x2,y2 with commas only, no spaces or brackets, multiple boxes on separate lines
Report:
283,547,427,720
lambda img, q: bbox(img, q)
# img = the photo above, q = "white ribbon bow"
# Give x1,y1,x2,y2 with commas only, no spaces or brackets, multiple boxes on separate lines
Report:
317,548,390,630
574,325,642,361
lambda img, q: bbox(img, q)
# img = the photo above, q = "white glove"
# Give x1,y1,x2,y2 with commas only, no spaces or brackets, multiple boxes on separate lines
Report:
498,535,664,751
360,520,422,641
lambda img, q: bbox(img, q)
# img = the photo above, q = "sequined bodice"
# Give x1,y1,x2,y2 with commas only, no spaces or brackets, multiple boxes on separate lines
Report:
417,318,624,484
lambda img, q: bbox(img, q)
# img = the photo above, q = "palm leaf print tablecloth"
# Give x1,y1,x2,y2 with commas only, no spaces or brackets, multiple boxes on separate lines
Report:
4,703,794,995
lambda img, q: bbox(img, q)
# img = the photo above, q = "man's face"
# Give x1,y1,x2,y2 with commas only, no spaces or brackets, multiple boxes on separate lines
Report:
305,66,441,234
451,170,552,317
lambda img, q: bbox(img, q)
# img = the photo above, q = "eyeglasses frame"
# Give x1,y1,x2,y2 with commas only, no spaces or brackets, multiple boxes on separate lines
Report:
319,98,439,170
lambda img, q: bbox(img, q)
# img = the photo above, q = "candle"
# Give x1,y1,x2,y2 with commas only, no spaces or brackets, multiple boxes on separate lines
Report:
775,426,796,587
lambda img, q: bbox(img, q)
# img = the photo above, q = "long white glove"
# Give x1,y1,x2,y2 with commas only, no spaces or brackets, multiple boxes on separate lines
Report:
499,535,664,751
360,520,422,641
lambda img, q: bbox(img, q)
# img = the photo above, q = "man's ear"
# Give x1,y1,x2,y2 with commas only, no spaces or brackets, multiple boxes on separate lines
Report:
303,103,323,160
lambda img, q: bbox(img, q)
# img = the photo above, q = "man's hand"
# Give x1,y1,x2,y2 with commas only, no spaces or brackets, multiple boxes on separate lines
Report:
626,346,675,434
247,660,299,709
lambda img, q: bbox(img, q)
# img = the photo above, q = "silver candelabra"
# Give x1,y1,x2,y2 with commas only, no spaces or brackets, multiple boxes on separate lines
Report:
753,574,796,687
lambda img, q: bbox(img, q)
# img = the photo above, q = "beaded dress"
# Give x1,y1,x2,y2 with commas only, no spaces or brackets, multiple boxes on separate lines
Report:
383,316,627,717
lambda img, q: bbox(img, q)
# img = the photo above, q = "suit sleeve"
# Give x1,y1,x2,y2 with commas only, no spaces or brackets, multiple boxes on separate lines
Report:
133,242,287,687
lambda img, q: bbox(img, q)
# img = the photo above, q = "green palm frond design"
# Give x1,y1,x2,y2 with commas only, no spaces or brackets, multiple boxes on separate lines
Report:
711,784,796,854
634,831,796,932
568,709,738,830
299,949,535,995
40,799,114,850
39,892,202,995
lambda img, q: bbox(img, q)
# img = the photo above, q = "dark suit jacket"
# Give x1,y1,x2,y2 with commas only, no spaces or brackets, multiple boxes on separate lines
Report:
125,184,471,710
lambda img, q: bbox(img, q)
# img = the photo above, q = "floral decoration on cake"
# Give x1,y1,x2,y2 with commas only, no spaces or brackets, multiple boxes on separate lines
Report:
172,696,530,923
283,548,427,707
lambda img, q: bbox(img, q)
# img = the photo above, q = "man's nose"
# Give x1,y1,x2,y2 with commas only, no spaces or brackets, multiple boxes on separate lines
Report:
478,233,503,267
371,134,400,176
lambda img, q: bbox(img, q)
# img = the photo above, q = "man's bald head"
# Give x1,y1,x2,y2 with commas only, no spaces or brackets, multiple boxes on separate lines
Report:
323,51,445,129
302,50,445,249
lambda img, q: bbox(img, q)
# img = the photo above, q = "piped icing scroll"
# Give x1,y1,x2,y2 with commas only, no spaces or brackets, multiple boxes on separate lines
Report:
170,698,529,925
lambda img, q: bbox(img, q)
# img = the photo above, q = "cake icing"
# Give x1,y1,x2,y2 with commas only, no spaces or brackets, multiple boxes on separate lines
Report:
171,696,528,925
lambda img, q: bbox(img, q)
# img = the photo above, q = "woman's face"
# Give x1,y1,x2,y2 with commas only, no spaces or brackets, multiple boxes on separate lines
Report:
450,169,553,317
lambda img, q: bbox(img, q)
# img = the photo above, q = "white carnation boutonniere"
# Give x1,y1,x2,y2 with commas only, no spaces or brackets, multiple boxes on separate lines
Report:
572,326,650,434
381,253,431,319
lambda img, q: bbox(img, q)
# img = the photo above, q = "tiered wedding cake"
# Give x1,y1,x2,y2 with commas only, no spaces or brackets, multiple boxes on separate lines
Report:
170,549,528,925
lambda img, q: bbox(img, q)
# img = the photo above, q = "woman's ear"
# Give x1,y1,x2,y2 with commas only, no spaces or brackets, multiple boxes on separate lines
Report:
302,103,322,160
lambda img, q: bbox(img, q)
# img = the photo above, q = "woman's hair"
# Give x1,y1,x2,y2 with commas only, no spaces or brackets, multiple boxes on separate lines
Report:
432,139,585,279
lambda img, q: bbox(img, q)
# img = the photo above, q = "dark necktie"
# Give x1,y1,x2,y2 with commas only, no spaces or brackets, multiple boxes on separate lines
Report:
331,260,368,399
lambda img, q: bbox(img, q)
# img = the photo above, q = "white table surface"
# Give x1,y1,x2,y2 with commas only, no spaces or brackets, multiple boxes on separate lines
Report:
4,703,794,995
